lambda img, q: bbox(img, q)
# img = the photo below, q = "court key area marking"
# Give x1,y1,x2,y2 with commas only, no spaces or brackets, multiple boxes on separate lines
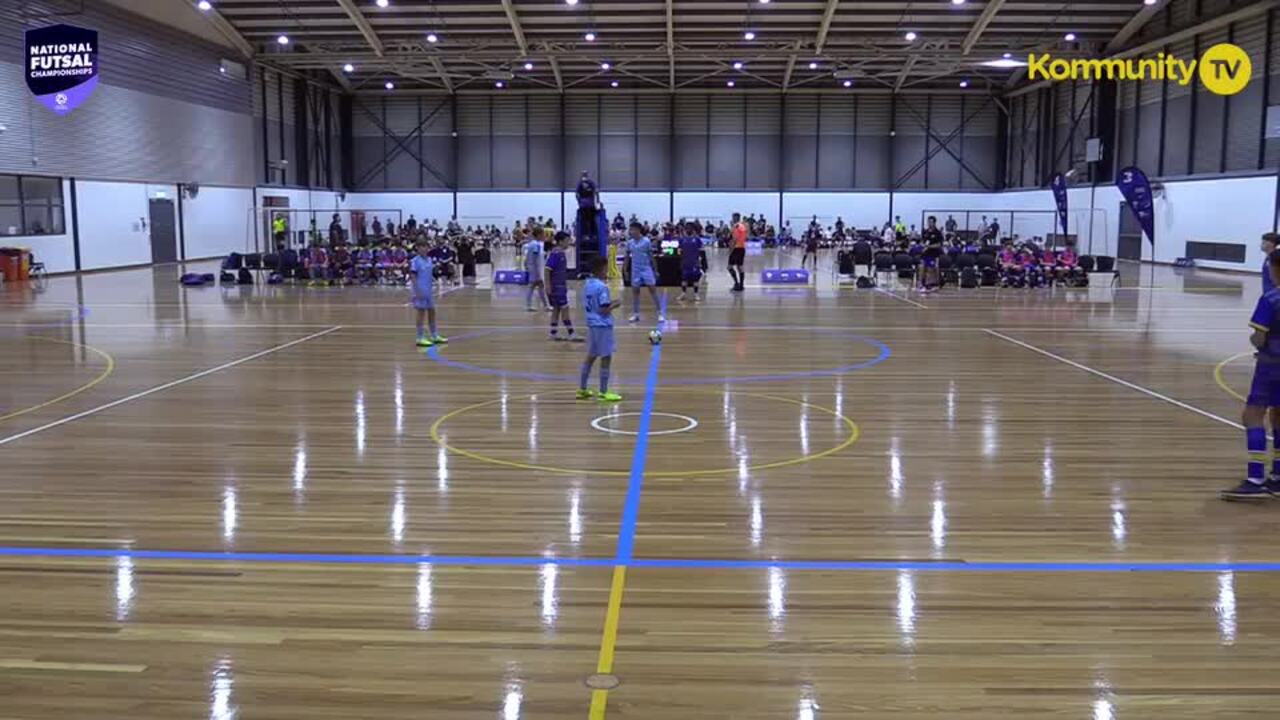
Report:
0,326,343,447
591,411,699,436
984,328,1243,430
0,335,116,423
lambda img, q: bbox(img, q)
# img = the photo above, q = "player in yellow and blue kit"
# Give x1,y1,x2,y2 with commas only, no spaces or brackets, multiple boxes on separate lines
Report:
1223,249,1280,500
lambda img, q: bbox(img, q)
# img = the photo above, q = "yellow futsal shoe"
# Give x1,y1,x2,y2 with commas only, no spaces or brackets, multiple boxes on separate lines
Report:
415,336,434,347
598,391,623,403
431,335,448,344
577,388,597,400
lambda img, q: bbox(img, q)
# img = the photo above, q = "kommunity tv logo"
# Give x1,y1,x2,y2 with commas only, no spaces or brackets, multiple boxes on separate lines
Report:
1027,43,1251,96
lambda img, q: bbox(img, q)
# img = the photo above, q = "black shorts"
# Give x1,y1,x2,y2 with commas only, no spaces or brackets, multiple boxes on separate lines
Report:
729,247,746,266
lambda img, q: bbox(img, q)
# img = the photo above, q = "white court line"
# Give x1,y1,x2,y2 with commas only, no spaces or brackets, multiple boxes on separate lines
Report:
983,328,1242,430
873,287,928,309
0,326,343,448
0,322,1246,333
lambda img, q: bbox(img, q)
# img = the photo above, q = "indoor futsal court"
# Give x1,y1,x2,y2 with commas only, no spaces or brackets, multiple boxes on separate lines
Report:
7,0,1280,717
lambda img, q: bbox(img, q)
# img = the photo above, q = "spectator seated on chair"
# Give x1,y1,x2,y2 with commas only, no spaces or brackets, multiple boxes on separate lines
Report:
331,244,354,285
1057,247,1086,286
305,244,329,286
998,243,1026,287
353,246,375,284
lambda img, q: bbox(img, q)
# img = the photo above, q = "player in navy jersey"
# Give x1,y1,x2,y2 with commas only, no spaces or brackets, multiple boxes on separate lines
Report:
1263,233,1278,294
545,232,581,341
1224,249,1280,500
677,224,705,303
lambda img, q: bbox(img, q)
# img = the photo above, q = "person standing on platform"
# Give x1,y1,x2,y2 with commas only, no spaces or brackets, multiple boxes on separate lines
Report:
729,212,748,292
272,213,288,249
576,171,598,240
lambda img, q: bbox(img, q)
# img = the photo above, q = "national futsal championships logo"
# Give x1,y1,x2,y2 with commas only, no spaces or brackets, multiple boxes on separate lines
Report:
1027,42,1251,96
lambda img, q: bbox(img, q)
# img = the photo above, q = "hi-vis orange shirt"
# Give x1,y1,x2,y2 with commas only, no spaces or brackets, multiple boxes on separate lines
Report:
732,222,747,249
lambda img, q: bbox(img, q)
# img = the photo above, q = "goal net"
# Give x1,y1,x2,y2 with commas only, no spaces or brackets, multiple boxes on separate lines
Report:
920,208,1111,254
246,208,404,254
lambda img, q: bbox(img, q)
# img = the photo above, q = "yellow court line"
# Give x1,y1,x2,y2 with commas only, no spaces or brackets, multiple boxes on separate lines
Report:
429,390,860,478
588,565,628,720
0,336,116,423
1214,351,1252,403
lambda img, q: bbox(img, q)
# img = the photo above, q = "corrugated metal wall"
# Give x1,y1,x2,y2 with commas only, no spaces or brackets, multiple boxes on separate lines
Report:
351,92,1002,192
1006,5,1277,187
0,0,254,185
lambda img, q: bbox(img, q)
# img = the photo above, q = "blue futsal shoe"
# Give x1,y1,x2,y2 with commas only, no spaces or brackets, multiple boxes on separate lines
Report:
1221,480,1272,502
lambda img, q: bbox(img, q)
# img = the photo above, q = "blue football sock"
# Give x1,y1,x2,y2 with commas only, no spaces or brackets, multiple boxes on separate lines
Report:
580,359,594,390
1272,429,1280,478
563,319,574,335
600,366,610,394
428,319,438,337
1248,427,1267,483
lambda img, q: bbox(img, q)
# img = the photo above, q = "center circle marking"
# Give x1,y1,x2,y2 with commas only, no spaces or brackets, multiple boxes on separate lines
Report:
591,411,699,436
430,390,860,477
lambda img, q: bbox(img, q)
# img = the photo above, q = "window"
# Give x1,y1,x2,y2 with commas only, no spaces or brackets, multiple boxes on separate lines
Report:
0,174,65,237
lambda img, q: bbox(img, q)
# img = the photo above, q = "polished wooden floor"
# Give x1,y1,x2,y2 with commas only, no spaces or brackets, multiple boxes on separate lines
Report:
1,249,1277,718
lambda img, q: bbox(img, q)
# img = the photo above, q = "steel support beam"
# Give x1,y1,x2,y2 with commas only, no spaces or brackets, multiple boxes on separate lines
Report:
500,0,529,55
1106,0,1167,52
816,0,840,55
335,0,384,56
188,0,253,58
666,0,676,90
962,0,1008,55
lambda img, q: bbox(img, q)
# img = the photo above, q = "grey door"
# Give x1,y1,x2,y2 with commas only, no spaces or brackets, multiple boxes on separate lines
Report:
149,198,178,264
1117,202,1143,261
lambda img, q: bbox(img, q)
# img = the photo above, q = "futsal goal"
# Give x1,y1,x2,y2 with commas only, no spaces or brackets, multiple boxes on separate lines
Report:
245,208,404,255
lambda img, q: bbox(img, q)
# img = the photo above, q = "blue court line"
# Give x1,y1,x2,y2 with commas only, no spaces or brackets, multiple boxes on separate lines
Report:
3,546,1280,572
614,342,662,563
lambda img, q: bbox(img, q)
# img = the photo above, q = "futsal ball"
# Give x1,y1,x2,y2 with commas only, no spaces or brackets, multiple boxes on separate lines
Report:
648,330,662,345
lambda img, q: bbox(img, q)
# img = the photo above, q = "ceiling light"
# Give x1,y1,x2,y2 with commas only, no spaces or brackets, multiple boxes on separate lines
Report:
1002,51,1012,58
524,61,534,70
611,80,620,87
376,0,389,7
343,63,355,73
197,0,212,10
959,79,969,88
904,31,917,41
759,0,770,3
601,61,611,70
585,31,596,41
219,66,226,73
1064,32,1076,41
276,34,289,45
809,61,819,70
384,81,394,90
426,32,439,43
980,58,1028,68
732,61,744,70
566,0,578,4
743,31,756,40
1143,0,1157,5
951,0,965,4
495,81,505,88
842,79,852,88
727,80,736,87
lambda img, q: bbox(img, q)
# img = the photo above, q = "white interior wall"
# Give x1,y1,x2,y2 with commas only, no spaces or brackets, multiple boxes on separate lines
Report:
782,193,889,232
182,186,255,259
456,192,561,229
77,180,177,270
1145,176,1275,270
577,192,670,228
673,192,779,226
34,175,1280,274
337,191,453,228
